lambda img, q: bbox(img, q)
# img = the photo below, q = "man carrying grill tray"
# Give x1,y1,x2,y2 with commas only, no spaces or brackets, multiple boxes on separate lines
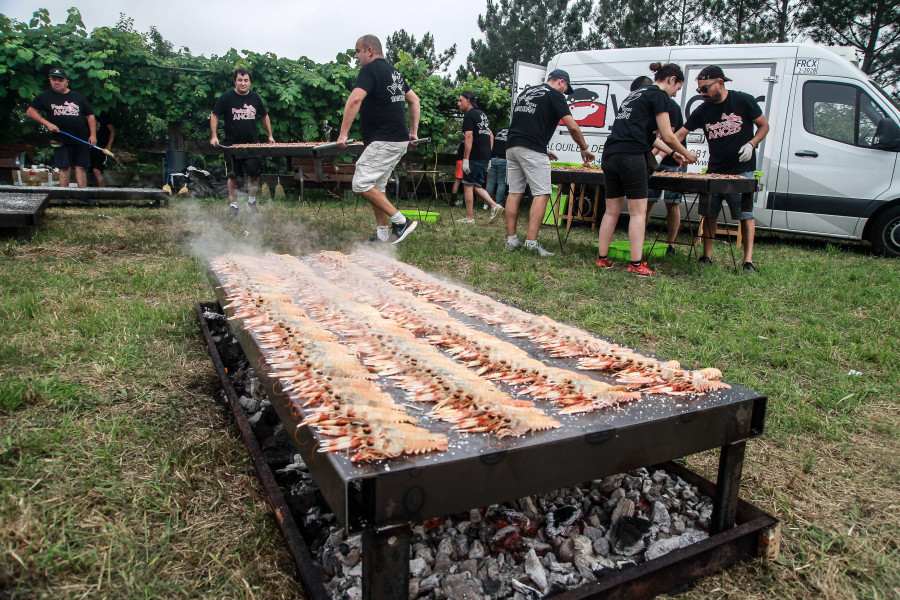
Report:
210,67,275,217
336,34,420,245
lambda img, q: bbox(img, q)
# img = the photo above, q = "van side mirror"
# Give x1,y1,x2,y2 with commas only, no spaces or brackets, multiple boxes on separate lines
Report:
872,118,900,151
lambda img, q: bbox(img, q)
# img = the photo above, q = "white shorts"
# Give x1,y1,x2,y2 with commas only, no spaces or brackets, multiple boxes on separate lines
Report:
352,141,408,194
506,146,552,196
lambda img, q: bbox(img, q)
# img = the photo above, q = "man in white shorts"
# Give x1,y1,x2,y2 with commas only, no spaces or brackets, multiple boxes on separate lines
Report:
337,34,421,244
505,70,595,257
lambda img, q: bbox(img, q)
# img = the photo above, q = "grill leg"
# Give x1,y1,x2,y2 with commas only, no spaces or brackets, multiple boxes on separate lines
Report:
710,440,746,534
362,524,410,600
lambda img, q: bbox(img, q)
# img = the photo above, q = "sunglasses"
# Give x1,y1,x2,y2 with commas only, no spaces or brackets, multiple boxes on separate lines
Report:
697,81,719,94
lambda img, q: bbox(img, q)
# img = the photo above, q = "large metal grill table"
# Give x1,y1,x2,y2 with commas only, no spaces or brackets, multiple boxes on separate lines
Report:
549,169,757,266
206,260,770,600
0,184,170,207
0,190,50,235
219,142,365,184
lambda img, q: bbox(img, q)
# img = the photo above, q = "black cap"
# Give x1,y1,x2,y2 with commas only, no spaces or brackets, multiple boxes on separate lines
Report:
460,90,479,109
696,65,731,82
547,69,572,94
48,68,67,79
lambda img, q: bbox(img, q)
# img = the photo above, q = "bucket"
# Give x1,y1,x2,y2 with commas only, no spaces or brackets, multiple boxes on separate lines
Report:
167,150,188,175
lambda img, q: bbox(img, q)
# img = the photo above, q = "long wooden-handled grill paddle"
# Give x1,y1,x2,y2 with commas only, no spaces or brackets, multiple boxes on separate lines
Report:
57,130,119,163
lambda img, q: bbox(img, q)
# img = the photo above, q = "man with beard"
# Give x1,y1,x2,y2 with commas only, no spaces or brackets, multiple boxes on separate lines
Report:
674,66,769,271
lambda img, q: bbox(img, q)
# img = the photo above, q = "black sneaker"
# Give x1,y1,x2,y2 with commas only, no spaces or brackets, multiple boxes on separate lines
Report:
229,205,238,218
743,261,756,273
390,219,418,245
665,245,676,256
698,256,713,265
247,201,260,214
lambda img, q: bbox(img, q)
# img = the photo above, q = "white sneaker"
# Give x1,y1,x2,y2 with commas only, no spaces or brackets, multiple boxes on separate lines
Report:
525,241,554,257
505,238,522,252
456,217,475,224
489,204,505,223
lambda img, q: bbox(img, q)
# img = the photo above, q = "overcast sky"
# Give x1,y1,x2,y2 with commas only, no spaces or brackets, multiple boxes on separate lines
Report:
2,0,489,72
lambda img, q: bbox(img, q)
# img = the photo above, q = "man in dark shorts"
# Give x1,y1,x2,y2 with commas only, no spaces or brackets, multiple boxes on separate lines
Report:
675,65,769,271
505,69,595,257
25,67,96,191
457,91,503,224
90,113,116,187
336,34,419,245
211,68,275,217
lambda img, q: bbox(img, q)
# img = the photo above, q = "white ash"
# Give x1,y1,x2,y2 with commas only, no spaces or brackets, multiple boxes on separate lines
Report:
208,314,714,600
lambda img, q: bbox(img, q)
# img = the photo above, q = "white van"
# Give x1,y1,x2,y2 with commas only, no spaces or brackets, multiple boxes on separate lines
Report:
514,43,900,256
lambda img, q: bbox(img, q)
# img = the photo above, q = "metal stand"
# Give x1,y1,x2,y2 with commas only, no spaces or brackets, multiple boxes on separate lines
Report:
711,440,747,535
362,524,412,600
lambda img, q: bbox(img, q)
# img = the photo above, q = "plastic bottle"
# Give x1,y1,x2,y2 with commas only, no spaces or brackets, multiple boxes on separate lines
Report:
26,170,40,186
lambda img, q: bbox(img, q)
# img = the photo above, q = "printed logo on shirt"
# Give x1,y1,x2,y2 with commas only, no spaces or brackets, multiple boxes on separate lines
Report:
232,104,258,121
614,89,643,122
513,85,545,115
51,101,81,117
495,128,508,142
477,113,491,136
387,71,406,102
705,113,744,139
560,84,609,129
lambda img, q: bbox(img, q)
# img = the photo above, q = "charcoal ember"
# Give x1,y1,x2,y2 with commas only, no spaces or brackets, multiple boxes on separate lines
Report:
597,474,623,494
571,534,593,557
414,543,435,564
651,469,668,484
409,577,420,600
520,538,552,556
671,515,687,534
573,553,612,581
490,525,523,553
514,496,539,516
453,535,470,558
611,517,651,556
336,539,361,567
419,573,442,594
545,505,581,536
651,501,671,534
644,535,682,561
238,394,260,413
511,578,542,597
609,497,635,529
468,539,485,559
437,536,454,558
409,557,430,578
523,548,547,592
441,572,484,600
487,506,534,533
592,536,611,557
699,505,713,529
433,552,454,573
469,508,483,524
455,520,471,536
557,538,574,562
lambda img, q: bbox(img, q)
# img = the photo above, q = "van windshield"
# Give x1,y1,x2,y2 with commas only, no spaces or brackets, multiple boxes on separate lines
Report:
873,82,900,113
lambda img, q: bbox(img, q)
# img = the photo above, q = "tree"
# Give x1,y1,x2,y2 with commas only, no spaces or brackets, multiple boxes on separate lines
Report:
462,0,591,86
385,30,456,76
798,0,900,91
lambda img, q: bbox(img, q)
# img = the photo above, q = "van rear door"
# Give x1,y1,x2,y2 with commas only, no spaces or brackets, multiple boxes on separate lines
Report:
776,68,895,237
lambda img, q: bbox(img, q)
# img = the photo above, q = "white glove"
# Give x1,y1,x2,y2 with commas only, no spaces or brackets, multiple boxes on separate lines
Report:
738,142,754,162
462,159,470,173
655,153,664,164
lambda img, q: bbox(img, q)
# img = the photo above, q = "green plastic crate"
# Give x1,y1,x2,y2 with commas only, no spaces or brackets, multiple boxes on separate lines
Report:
400,210,439,222
606,241,667,260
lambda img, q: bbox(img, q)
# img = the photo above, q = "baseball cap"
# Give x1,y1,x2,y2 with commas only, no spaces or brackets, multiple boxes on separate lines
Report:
460,90,479,109
48,68,67,79
696,65,731,82
547,69,572,94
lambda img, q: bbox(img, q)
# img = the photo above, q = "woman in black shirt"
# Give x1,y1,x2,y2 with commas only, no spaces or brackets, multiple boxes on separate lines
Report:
596,63,698,276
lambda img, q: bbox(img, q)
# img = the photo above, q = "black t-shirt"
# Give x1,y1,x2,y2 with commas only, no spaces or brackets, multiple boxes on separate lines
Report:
507,84,571,154
96,113,116,148
463,108,492,160
602,85,671,159
212,89,268,145
354,58,411,145
684,90,762,174
30,89,94,144
492,128,508,158
659,99,684,167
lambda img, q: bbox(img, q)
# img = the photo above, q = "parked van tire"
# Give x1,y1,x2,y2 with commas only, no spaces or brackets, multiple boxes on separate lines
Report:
869,205,900,258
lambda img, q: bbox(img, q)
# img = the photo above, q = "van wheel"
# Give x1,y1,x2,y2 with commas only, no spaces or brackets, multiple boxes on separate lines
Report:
870,206,900,257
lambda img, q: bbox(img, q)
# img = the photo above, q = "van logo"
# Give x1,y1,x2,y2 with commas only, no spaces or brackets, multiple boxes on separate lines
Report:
794,59,819,75
561,84,609,129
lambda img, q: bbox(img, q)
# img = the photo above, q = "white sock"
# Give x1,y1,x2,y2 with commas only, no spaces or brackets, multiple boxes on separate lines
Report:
389,212,406,225
524,239,538,247
248,196,256,204
376,226,390,241
507,235,519,245
230,202,238,208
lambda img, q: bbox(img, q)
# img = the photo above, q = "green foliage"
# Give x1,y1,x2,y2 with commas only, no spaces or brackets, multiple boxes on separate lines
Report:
463,0,592,86
386,30,457,77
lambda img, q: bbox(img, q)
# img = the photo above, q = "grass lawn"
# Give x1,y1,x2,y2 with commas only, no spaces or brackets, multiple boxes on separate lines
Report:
1,194,898,599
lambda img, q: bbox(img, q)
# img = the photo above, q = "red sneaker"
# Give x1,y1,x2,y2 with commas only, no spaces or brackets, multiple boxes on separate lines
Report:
627,262,654,277
596,257,613,269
